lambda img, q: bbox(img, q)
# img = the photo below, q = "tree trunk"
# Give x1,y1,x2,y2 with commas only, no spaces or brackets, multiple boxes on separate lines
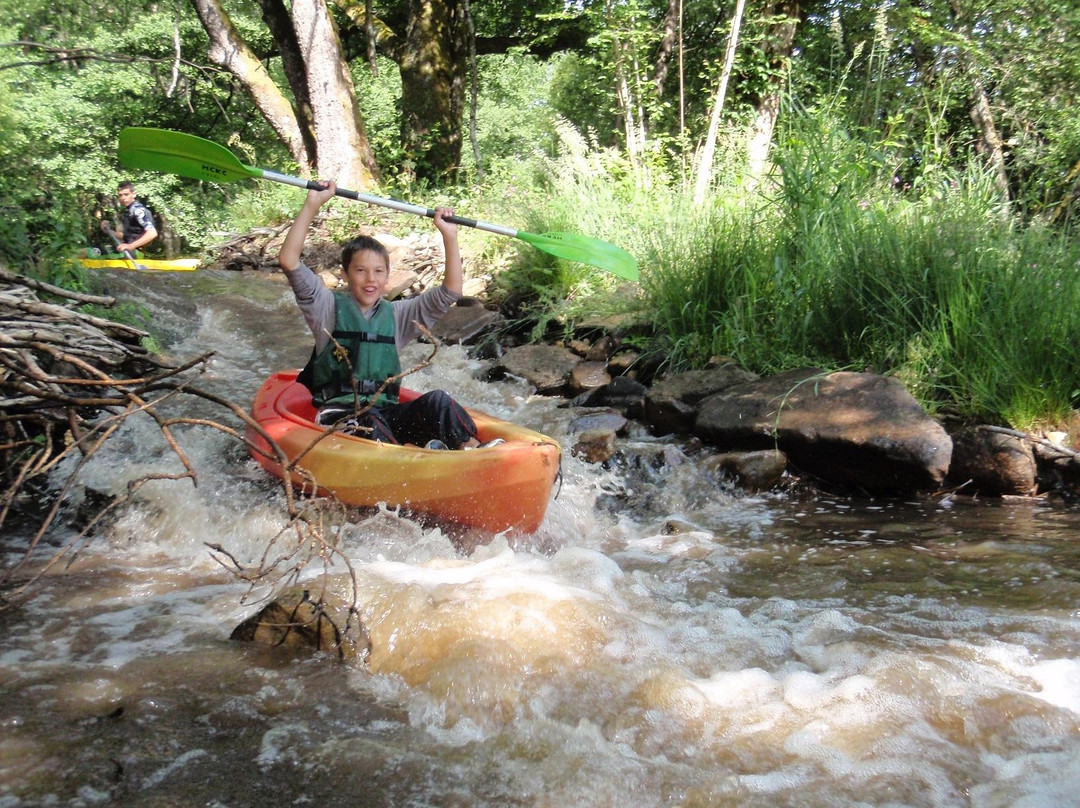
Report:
745,1,800,189
692,0,746,204
190,0,379,189
399,0,467,183
655,0,679,97
291,0,380,189
189,0,312,172
253,0,318,163
967,74,1010,201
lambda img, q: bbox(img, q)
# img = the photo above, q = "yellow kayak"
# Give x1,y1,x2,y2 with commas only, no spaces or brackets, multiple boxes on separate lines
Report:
247,370,562,534
77,256,201,271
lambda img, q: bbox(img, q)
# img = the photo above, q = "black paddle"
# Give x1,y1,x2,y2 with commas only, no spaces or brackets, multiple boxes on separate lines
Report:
101,221,147,271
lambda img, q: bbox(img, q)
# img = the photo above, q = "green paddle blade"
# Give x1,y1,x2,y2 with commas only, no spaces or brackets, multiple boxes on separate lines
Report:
518,231,638,281
119,128,259,183
118,127,640,280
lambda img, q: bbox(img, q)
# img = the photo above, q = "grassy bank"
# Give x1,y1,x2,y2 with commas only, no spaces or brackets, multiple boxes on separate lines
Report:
509,116,1080,432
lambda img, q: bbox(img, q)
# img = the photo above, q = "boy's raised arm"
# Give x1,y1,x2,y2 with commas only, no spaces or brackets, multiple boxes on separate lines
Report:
279,181,336,272
433,207,462,296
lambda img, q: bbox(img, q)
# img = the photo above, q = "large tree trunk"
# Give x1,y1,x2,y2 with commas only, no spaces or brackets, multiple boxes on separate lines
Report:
291,0,380,189
190,0,379,189
398,0,467,183
745,0,800,189
189,0,312,171
253,0,318,163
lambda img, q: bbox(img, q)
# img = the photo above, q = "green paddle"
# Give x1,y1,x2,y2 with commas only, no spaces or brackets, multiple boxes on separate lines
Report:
117,127,639,281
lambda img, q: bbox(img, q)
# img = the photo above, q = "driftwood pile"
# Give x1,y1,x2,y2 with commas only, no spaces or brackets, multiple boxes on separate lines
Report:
0,267,364,626
0,266,176,487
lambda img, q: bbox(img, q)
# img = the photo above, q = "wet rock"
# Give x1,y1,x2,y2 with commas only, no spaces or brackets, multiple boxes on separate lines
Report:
607,351,640,378
571,429,617,463
585,334,620,363
568,376,648,412
569,361,612,395
490,344,579,395
429,297,503,344
643,396,697,438
645,364,759,436
568,410,629,436
696,369,952,494
1034,445,1080,499
231,589,369,662
947,425,1037,496
703,449,788,493
567,338,592,356
660,518,700,535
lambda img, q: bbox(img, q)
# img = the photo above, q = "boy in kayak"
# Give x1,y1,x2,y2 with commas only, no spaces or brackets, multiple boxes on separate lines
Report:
100,181,158,255
279,181,490,450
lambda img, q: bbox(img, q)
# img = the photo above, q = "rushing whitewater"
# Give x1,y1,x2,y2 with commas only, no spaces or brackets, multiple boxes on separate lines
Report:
2,269,1079,807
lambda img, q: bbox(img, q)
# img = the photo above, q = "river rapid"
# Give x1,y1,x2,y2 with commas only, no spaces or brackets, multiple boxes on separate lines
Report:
2,269,1080,807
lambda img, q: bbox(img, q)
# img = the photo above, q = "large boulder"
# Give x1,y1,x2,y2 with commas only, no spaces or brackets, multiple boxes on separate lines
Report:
695,369,952,494
429,297,503,345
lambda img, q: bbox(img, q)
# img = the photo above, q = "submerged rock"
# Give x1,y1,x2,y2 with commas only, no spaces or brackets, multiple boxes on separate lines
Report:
231,589,369,662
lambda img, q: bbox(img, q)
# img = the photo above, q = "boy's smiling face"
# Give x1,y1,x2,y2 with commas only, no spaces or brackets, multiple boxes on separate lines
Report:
345,248,390,310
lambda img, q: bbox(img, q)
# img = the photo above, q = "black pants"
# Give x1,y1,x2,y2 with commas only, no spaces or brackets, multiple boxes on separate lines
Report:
317,390,478,448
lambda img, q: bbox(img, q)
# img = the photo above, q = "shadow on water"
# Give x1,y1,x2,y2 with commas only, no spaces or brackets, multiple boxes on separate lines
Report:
3,269,1080,806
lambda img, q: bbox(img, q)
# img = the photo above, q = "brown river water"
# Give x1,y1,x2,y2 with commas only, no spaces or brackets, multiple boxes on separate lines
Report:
2,270,1079,807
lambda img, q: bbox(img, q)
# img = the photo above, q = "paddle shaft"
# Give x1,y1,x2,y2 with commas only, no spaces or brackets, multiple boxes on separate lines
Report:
116,127,638,279
260,169,519,239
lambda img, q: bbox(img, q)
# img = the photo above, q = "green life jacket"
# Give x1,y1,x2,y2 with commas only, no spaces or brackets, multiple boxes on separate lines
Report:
300,293,401,408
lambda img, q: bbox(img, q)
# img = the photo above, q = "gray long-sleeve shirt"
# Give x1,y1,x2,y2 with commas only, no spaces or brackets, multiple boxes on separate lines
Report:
285,260,462,353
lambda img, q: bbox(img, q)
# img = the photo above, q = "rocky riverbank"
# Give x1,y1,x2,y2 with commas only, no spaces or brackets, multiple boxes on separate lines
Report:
210,218,1080,503
431,301,1080,501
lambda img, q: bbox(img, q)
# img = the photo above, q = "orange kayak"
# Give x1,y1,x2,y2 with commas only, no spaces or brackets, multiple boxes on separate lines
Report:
247,370,562,534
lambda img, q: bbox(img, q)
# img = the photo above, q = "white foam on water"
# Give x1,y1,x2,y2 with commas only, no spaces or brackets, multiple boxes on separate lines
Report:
5,272,1080,806
1027,657,1080,713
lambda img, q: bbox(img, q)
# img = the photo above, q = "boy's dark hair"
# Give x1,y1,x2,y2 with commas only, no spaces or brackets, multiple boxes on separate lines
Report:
341,235,390,272
117,181,135,193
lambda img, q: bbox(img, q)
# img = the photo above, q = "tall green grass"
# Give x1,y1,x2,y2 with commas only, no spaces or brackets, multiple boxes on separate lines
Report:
520,113,1080,430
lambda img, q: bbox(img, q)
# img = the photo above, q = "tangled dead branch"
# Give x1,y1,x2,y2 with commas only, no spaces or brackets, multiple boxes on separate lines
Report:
0,267,427,635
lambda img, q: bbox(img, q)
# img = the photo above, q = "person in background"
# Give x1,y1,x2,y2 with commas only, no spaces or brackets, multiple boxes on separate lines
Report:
278,180,501,450
101,181,158,255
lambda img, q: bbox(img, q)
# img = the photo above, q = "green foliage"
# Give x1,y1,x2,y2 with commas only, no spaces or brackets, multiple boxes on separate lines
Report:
352,55,406,177
0,0,286,269
462,52,561,180
633,107,1080,429
549,52,618,147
